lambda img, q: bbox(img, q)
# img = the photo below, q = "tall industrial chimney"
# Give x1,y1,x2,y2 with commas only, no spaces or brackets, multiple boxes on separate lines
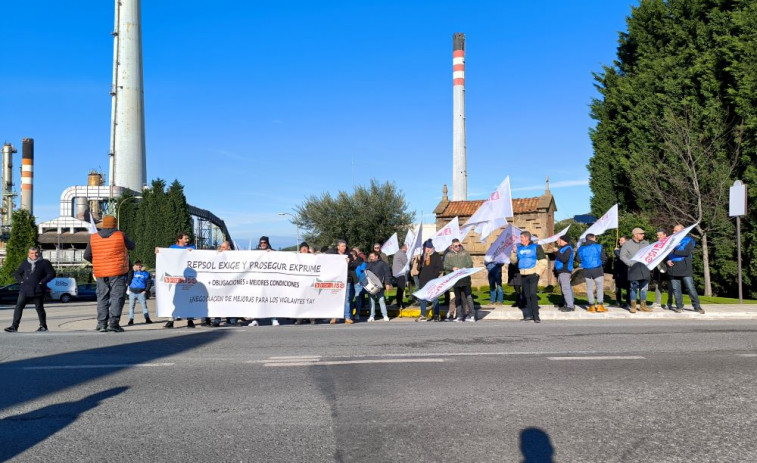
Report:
21,138,33,214
452,33,467,201
109,0,147,192
1,143,16,227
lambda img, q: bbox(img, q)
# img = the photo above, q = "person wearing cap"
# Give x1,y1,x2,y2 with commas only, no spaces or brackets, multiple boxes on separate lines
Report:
577,233,608,313
83,215,136,332
417,240,444,321
620,227,652,313
554,235,576,312
444,238,477,322
511,231,548,322
666,223,705,314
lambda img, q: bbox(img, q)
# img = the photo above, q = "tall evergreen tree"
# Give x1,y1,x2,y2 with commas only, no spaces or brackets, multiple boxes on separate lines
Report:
0,210,39,285
589,0,753,296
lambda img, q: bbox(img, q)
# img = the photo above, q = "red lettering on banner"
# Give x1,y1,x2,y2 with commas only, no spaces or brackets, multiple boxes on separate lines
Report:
490,191,500,200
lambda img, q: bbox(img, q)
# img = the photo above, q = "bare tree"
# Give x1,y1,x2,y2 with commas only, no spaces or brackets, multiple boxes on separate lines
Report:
629,106,741,296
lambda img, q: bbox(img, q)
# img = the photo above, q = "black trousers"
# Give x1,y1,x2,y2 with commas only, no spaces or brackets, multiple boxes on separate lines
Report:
522,274,540,320
395,275,406,308
12,293,47,328
453,285,474,319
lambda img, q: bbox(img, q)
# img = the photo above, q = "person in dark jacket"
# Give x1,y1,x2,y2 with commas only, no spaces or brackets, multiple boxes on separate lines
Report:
666,224,704,314
5,246,56,332
613,236,631,308
507,261,525,308
486,259,504,305
620,227,651,313
365,252,392,321
577,233,608,313
554,235,575,312
417,240,444,321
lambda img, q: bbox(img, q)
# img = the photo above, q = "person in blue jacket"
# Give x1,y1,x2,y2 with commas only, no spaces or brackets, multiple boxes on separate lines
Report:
577,233,607,312
665,224,704,314
554,235,575,312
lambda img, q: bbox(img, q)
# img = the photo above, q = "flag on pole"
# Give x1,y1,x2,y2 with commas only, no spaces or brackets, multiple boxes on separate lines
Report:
403,229,414,250
578,204,618,245
460,176,514,242
631,223,698,270
88,213,98,234
431,217,460,252
484,225,521,264
248,239,253,251
536,224,571,245
380,233,400,256
399,222,423,275
413,267,485,301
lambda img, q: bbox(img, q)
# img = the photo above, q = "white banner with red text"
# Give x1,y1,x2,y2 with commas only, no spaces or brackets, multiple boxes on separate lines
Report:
155,248,347,319
630,223,697,270
413,267,485,302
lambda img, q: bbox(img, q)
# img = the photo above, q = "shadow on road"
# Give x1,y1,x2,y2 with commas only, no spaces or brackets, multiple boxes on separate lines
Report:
0,386,129,461
520,427,555,463
0,331,229,459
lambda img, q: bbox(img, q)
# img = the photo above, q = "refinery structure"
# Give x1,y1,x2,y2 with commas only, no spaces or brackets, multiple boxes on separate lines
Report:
1,0,231,267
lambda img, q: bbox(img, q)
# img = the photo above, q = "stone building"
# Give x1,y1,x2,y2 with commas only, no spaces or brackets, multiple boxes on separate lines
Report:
433,183,557,287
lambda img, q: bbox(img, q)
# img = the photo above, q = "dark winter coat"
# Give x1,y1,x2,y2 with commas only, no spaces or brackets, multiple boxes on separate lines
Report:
14,258,56,297
418,252,444,288
667,237,695,278
366,259,392,287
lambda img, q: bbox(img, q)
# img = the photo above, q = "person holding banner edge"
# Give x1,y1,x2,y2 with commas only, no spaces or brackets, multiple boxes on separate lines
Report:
666,224,704,314
444,238,477,322
620,228,652,313
417,240,444,321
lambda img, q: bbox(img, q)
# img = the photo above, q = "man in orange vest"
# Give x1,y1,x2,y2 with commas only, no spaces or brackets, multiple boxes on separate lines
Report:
83,215,136,332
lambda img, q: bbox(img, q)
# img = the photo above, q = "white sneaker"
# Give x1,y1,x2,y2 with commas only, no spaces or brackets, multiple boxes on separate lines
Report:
367,317,375,322
272,319,280,326
383,316,390,322
250,320,259,326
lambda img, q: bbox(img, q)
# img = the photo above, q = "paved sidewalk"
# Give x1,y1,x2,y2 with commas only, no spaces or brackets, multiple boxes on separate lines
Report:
3,300,757,333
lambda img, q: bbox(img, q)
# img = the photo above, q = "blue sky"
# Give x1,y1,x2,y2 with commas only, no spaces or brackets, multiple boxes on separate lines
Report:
1,1,636,248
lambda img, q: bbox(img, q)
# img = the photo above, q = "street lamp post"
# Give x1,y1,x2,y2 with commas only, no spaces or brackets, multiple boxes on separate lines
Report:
117,196,142,229
278,212,300,249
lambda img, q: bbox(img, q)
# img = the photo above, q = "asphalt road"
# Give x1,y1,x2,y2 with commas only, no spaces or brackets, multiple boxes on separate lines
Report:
1,320,756,462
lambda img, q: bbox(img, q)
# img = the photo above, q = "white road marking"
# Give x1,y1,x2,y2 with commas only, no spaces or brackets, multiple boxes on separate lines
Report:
264,359,445,367
736,354,757,357
22,363,175,370
267,356,322,360
547,356,645,361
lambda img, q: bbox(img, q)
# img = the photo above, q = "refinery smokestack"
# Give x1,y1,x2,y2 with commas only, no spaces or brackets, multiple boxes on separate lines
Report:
109,0,147,192
452,33,467,201
21,138,33,214
1,143,16,227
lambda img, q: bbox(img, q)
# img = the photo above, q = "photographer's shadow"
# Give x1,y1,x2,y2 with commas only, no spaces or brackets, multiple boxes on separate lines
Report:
520,427,555,463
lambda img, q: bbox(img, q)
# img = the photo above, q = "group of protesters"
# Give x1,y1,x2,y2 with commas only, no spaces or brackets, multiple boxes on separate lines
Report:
3,212,703,333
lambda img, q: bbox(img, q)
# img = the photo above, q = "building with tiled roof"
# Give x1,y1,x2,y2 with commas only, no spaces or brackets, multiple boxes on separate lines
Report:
433,183,557,287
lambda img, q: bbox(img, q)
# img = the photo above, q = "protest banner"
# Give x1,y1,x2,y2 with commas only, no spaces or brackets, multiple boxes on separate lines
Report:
537,224,571,245
630,223,698,270
484,225,521,264
460,176,514,242
431,217,460,252
413,267,484,301
578,204,618,245
398,223,423,275
381,233,399,256
155,248,347,319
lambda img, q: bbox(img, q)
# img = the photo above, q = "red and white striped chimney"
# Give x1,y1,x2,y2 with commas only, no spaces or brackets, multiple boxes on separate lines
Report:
21,138,33,214
452,33,467,201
